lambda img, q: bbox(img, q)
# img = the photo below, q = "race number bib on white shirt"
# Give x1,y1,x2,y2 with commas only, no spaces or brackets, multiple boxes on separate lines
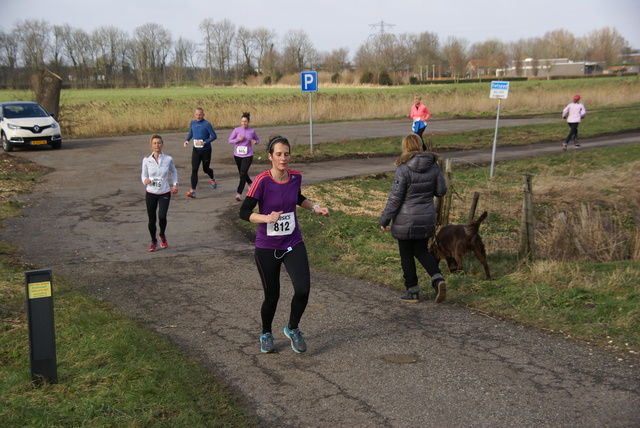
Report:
236,145,248,155
267,211,295,236
194,139,204,148
150,177,163,188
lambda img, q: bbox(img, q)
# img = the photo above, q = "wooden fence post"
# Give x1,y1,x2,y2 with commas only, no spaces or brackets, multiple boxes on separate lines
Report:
467,191,480,223
518,174,535,261
441,158,453,227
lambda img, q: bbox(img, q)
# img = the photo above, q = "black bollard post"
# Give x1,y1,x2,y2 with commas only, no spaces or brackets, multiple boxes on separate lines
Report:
25,269,57,384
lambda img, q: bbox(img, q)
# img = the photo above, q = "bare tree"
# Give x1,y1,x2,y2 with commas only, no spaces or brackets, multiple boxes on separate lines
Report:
442,36,469,80
253,27,278,75
14,19,50,73
236,26,256,79
57,25,94,88
92,26,129,88
538,29,583,60
172,37,197,85
211,19,236,81
132,23,172,87
0,29,20,88
469,39,507,77
412,31,440,80
354,42,377,75
282,29,316,74
584,27,628,67
321,47,350,74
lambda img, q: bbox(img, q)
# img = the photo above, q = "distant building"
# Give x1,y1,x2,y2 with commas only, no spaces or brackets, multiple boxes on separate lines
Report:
496,58,606,77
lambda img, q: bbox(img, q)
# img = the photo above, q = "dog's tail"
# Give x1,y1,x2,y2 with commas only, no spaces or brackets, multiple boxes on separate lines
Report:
464,211,487,237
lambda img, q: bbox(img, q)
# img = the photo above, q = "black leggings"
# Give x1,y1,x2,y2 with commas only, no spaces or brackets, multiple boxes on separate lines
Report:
254,242,310,334
414,127,428,151
234,155,253,194
190,148,214,189
398,238,441,289
145,191,171,242
565,122,580,145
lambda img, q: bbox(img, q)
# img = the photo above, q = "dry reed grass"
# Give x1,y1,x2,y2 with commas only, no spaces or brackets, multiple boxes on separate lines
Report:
454,163,640,263
59,76,640,136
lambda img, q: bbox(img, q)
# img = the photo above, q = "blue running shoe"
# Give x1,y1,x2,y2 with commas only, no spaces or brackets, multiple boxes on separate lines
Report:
260,332,276,353
210,178,217,189
283,324,307,353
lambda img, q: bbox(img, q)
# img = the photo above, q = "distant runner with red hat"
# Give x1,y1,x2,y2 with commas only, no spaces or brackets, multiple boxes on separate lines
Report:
561,94,586,151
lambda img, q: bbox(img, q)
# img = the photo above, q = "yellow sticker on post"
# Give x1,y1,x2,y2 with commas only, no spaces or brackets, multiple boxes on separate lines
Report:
28,281,52,299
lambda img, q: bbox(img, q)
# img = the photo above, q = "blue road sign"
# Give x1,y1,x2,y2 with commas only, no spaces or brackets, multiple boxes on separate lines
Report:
301,71,318,92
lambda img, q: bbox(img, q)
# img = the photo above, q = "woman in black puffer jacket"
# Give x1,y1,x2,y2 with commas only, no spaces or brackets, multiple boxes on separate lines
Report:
379,134,448,303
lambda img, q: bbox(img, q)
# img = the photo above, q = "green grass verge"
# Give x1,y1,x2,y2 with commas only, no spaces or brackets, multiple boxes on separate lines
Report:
286,106,640,162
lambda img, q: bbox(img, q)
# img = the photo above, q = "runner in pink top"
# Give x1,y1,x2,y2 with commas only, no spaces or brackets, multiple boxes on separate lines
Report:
228,112,260,201
561,94,586,150
408,95,431,149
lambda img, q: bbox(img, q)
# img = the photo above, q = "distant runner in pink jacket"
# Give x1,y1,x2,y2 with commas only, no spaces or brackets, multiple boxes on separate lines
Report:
408,95,431,150
561,94,586,150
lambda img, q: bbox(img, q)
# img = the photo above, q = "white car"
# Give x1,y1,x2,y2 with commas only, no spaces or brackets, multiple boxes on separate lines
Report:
0,101,63,151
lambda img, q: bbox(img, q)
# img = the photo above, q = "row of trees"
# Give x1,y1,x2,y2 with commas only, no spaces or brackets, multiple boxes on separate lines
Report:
0,18,634,89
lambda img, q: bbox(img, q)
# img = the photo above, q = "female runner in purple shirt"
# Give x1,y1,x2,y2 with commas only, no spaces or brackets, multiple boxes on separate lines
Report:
239,135,330,354
228,112,260,201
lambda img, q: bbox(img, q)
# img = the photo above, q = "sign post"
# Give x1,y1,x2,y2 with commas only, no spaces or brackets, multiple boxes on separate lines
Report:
489,81,510,178
300,71,318,153
25,269,57,384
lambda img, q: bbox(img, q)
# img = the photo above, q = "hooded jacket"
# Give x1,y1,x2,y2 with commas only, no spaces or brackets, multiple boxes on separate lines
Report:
378,152,447,240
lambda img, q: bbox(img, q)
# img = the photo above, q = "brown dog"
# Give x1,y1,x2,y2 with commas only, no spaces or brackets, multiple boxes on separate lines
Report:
429,211,491,279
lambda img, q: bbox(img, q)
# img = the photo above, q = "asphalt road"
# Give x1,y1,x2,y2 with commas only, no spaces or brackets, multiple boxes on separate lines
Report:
3,118,639,427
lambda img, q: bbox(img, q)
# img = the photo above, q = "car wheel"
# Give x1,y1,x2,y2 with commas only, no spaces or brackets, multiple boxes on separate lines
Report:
1,133,13,152
51,140,62,150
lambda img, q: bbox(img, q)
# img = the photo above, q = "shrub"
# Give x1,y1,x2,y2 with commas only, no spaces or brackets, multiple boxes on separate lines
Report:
360,71,373,84
331,73,341,84
379,71,392,86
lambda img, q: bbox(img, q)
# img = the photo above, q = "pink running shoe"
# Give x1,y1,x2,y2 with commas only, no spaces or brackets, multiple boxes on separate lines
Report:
148,242,157,252
159,236,168,249
235,193,242,201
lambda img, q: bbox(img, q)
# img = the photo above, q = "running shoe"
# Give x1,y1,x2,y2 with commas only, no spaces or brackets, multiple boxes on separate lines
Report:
148,242,156,252
187,189,196,198
283,324,307,353
210,179,217,189
260,332,276,353
562,143,568,152
400,291,420,303
159,236,168,249
574,143,581,148
235,193,242,201
435,280,447,303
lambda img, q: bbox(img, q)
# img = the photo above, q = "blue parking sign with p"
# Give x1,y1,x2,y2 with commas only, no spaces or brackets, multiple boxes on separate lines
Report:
301,71,318,92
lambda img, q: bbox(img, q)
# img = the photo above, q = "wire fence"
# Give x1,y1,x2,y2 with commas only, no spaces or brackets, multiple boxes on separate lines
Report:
441,157,640,262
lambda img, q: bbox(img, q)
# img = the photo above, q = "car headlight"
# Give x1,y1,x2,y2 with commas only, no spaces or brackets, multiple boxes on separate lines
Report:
7,123,20,130
51,122,58,129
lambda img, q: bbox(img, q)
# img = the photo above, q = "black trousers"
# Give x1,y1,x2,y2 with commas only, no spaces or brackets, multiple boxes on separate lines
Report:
397,238,441,289
564,122,580,145
145,191,171,242
234,155,253,194
190,148,214,189
254,242,310,334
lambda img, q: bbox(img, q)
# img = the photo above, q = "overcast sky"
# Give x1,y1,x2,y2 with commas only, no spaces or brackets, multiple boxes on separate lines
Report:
2,0,639,55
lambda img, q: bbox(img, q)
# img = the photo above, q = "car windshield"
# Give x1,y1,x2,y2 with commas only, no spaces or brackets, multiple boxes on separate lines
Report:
3,104,50,119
